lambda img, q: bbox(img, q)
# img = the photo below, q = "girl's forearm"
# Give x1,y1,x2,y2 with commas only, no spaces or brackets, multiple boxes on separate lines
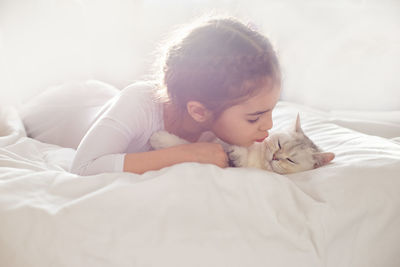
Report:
123,145,193,174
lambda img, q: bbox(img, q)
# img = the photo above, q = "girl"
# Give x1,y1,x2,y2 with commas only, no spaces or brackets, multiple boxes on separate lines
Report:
71,16,281,175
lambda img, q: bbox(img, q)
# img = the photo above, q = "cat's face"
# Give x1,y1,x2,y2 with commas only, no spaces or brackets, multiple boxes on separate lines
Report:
263,114,334,174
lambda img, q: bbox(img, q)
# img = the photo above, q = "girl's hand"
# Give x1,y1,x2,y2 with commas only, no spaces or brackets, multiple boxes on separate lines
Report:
178,142,229,168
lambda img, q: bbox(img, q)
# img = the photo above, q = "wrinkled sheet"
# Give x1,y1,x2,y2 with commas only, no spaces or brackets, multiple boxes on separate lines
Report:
0,102,399,267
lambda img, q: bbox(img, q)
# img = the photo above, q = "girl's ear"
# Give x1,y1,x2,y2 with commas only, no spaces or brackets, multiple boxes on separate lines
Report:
186,101,213,122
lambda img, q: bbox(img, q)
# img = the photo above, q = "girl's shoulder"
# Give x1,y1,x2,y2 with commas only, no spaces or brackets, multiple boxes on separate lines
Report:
120,81,158,98
106,81,161,124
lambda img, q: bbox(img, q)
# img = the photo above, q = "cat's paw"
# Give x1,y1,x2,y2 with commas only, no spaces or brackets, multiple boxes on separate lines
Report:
150,130,188,150
214,138,232,153
226,145,248,167
213,138,248,167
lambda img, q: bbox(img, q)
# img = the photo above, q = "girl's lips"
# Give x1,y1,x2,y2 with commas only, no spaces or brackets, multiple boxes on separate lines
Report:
255,133,269,142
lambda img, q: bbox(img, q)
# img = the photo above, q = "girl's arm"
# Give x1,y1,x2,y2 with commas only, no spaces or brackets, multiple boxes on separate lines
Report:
71,82,228,176
71,83,159,176
124,142,228,174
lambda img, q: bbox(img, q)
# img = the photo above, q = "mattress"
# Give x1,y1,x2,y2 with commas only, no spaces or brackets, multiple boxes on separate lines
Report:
0,101,399,267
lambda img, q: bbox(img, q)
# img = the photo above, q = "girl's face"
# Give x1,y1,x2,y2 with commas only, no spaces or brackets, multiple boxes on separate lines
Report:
210,82,281,147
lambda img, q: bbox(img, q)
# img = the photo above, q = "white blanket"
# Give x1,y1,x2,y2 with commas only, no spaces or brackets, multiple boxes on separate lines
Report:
1,102,399,267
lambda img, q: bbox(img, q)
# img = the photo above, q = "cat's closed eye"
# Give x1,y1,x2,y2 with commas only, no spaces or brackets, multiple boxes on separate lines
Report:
278,140,281,149
287,158,296,164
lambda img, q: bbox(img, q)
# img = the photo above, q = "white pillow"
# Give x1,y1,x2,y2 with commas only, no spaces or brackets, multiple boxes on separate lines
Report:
19,80,119,149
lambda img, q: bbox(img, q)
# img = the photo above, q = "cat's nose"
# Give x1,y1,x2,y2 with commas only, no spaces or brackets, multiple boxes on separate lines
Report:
272,153,278,161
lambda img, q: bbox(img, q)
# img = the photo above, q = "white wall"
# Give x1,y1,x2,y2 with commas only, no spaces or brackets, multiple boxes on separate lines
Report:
1,0,399,111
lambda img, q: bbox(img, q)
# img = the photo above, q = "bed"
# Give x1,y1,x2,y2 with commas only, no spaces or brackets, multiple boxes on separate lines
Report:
1,96,399,267
1,1,400,266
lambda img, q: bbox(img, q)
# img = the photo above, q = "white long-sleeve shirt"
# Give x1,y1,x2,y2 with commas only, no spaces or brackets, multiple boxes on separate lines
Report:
70,82,164,175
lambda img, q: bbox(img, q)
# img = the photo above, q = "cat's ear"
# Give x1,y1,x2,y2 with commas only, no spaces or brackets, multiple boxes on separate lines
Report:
313,152,335,168
186,101,212,123
294,113,304,134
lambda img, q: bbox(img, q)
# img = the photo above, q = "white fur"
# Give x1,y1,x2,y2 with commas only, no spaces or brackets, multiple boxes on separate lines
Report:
150,130,189,149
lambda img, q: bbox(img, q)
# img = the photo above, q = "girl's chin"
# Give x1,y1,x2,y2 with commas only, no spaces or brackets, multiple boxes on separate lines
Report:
242,141,256,147
220,138,253,147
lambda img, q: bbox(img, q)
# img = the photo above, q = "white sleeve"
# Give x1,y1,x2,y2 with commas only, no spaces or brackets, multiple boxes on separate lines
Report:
70,84,151,175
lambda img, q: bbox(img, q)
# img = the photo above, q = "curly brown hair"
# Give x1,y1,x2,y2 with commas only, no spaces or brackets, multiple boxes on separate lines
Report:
156,16,281,117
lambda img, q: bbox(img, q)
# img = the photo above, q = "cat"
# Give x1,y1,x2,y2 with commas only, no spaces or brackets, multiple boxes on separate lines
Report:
150,114,335,174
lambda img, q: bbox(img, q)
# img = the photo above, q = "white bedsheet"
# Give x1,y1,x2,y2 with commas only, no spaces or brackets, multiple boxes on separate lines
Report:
1,102,399,267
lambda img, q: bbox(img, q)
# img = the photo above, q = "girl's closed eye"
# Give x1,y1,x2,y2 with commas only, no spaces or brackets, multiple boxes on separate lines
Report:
247,117,260,123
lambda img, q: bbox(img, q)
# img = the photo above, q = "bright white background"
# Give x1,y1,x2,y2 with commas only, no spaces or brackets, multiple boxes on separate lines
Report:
1,0,399,111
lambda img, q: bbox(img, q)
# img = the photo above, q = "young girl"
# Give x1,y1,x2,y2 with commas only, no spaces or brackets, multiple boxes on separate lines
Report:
70,16,281,175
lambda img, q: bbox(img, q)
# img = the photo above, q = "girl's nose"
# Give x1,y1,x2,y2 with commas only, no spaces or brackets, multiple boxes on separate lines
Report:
259,116,273,132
